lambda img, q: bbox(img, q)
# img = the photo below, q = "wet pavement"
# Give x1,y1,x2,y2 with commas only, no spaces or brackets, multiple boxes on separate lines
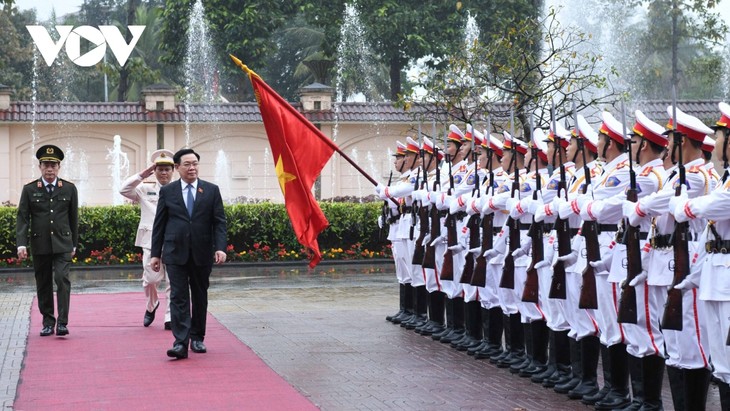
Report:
0,262,722,410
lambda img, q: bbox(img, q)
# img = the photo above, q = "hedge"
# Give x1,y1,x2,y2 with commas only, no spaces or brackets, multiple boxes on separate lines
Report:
0,202,391,265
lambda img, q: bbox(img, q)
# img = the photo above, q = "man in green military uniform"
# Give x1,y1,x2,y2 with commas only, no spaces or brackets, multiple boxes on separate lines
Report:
16,144,79,337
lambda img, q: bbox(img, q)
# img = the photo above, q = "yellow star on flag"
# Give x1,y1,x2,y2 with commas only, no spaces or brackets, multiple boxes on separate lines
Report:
275,154,297,195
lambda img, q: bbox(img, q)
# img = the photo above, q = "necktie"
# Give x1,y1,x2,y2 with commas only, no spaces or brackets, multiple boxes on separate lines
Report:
47,184,54,194
186,184,194,217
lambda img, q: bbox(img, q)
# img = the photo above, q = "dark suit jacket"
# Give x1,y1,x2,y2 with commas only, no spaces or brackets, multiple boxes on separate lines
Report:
150,179,227,266
16,178,79,255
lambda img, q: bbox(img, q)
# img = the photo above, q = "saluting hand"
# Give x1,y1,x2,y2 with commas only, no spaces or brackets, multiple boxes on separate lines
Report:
139,164,156,179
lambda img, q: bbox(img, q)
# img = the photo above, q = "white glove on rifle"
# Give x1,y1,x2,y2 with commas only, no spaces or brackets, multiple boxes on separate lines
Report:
535,259,551,269
468,246,482,255
555,249,578,268
589,254,613,274
483,249,498,260
628,270,648,287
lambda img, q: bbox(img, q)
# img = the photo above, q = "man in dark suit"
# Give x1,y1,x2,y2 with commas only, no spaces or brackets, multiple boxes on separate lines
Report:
16,144,79,337
150,148,227,359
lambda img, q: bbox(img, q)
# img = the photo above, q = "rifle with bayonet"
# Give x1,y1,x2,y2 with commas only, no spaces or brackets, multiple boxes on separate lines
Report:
412,140,429,265
661,95,689,331
379,170,393,241
423,144,441,270
522,121,542,303
500,111,520,289
409,128,421,242
461,136,481,284
617,101,643,324
578,137,600,309
440,133,457,281
471,123,494,288
549,105,570,300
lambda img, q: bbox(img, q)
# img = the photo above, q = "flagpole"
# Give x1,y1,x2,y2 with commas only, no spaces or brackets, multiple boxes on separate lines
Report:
231,54,382,187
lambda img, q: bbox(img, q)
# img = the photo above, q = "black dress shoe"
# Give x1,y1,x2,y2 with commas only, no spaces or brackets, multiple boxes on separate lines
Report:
56,324,69,336
167,344,188,359
144,301,160,327
191,340,207,353
164,321,171,330
40,326,54,336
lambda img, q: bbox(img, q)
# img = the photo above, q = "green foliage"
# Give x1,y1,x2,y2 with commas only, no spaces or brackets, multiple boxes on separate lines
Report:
0,202,387,263
159,0,301,101
624,0,728,100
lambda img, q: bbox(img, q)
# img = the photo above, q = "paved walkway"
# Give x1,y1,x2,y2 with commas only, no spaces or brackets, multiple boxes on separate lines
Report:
0,262,722,410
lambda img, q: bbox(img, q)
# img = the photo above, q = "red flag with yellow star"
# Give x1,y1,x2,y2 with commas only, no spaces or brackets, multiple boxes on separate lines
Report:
232,56,335,268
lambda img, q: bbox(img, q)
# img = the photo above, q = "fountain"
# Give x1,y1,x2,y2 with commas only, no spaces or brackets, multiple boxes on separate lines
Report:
183,0,220,148
215,149,232,202
106,135,130,205
63,145,89,206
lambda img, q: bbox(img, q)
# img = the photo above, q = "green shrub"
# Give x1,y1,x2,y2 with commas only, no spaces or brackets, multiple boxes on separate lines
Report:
0,202,390,265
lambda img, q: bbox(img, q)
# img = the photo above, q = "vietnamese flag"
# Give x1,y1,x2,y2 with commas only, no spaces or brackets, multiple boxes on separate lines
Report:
231,55,335,268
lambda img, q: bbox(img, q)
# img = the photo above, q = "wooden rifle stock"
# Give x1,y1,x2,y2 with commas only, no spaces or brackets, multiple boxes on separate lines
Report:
549,178,570,299
522,220,542,303
423,206,439,269
617,188,642,324
500,179,521,289
578,220,600,309
471,213,492,287
661,219,690,331
461,214,481,284
661,128,689,331
412,204,429,265
440,214,457,281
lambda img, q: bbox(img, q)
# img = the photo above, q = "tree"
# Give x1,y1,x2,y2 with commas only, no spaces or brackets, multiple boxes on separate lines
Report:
159,0,300,101
0,9,33,99
403,4,620,139
624,0,728,99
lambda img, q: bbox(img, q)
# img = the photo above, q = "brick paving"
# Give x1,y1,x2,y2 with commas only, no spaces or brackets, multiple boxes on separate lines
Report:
0,263,723,410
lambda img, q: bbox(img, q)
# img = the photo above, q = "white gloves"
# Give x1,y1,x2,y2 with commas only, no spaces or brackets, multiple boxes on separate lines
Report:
448,244,466,253
535,260,551,269
378,215,384,229
589,254,613,274
512,239,532,259
628,270,648,287
556,249,578,268
468,246,482,255
483,249,498,260
430,234,446,247
669,186,690,223
674,271,700,290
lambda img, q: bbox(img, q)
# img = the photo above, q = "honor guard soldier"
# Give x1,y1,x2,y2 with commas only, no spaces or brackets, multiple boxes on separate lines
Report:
531,121,575,387
465,131,508,359
575,111,633,409
670,101,730,410
619,110,669,411
549,115,604,400
481,132,528,369
379,139,418,325
16,144,79,337
383,141,408,322
120,149,176,329
413,136,446,336
629,106,714,410
430,124,468,344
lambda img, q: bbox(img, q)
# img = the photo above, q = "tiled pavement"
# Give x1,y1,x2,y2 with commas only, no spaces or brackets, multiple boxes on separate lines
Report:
0,262,722,410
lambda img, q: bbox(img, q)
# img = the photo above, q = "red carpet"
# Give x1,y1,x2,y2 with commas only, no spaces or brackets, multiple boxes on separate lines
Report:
15,293,317,410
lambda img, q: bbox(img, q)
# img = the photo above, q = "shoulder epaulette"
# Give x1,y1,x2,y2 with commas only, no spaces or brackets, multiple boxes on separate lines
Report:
639,166,653,177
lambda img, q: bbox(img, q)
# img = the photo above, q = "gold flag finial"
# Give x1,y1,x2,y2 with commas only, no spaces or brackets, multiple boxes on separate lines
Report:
229,54,259,79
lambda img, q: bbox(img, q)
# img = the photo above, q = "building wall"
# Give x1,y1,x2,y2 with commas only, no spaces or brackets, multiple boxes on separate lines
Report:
2,121,414,206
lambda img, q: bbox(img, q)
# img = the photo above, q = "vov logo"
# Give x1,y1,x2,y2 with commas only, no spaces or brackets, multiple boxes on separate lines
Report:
26,25,146,67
